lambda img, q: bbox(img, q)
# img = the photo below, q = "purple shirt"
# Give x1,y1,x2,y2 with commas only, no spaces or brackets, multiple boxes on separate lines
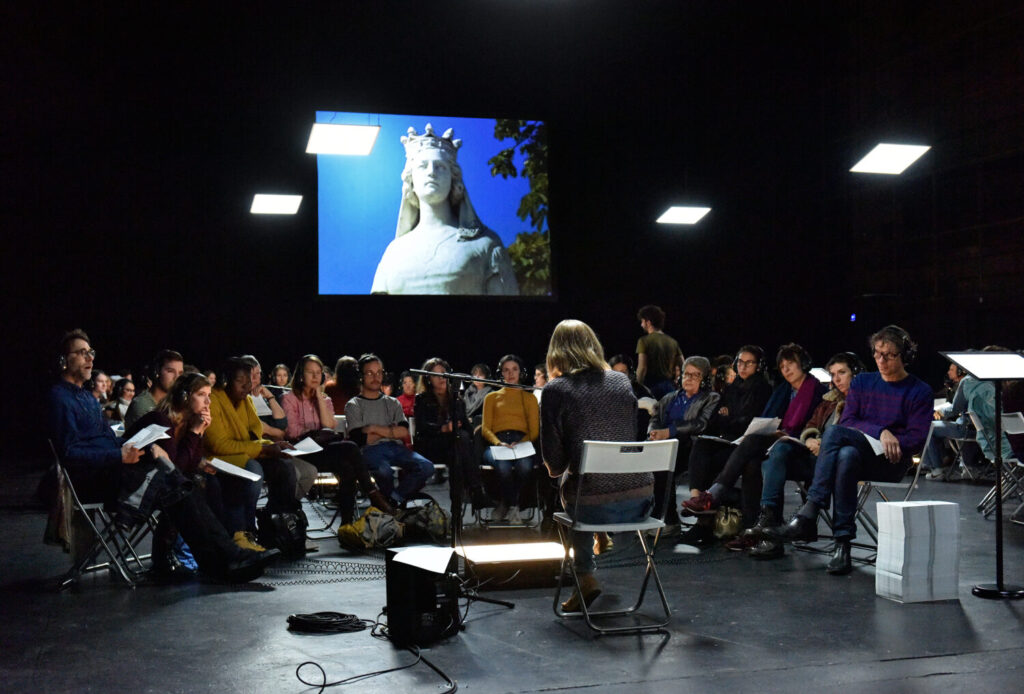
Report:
839,371,933,457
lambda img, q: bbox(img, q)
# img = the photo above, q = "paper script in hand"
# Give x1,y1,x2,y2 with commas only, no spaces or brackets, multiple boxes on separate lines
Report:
124,423,171,449
489,441,536,461
208,458,263,482
284,437,324,457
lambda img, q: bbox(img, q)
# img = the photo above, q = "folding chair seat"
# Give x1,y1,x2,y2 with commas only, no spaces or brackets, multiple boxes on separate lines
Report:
552,439,678,635
971,412,1024,518
48,441,155,590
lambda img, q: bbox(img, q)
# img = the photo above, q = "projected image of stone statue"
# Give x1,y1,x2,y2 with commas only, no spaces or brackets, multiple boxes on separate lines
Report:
371,124,519,295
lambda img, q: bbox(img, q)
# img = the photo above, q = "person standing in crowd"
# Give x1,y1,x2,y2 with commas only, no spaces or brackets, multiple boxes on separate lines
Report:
541,319,653,612
635,304,684,399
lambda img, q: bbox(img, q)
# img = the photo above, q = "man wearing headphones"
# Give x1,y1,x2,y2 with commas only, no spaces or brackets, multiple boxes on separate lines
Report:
124,349,184,429
921,360,978,478
344,354,434,508
48,331,274,581
767,325,933,575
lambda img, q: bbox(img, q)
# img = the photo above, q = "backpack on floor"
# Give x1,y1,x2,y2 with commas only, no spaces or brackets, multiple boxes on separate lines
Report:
256,507,309,560
337,506,404,551
397,493,450,545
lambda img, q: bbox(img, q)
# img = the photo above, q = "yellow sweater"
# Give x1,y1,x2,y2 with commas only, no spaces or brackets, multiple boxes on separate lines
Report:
481,387,539,445
204,388,269,467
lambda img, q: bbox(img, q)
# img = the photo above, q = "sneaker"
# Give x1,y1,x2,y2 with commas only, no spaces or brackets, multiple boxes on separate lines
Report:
680,491,719,516
508,506,523,525
233,530,267,553
492,502,509,522
926,467,950,480
724,535,757,551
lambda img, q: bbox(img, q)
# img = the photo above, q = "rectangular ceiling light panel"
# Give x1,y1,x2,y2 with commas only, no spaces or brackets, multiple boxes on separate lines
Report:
850,143,930,174
306,123,380,155
250,194,302,214
656,206,711,225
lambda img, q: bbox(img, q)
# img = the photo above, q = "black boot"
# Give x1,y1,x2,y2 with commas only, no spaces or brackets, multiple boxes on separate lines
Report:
678,519,714,547
742,505,779,542
826,540,852,575
764,512,818,544
749,538,785,559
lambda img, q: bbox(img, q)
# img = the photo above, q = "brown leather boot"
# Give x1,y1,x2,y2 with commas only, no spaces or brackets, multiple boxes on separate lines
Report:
367,489,397,516
560,573,602,612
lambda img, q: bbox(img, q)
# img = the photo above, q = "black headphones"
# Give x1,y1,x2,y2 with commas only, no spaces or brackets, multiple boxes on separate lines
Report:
733,345,767,374
293,354,327,388
496,354,529,385
218,357,249,390
58,354,67,370
172,372,206,410
827,351,867,378
776,343,813,373
870,325,918,365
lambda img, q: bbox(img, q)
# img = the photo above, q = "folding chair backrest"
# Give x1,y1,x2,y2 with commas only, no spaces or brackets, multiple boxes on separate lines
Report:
579,440,678,476
1001,412,1024,435
968,411,995,458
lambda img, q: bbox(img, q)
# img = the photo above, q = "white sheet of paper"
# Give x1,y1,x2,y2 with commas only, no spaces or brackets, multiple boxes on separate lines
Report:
393,546,455,574
637,397,658,414
284,437,324,456
732,417,781,444
124,423,170,449
489,441,535,460
249,395,273,417
208,458,263,482
933,398,948,409
862,432,885,456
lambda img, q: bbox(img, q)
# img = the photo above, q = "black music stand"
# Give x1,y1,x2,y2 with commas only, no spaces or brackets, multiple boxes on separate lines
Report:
941,351,1024,600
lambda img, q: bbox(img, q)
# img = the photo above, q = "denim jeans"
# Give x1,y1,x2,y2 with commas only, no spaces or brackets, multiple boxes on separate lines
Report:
482,430,536,506
806,426,907,540
361,441,434,504
760,439,816,515
204,459,263,534
568,496,654,574
920,418,974,470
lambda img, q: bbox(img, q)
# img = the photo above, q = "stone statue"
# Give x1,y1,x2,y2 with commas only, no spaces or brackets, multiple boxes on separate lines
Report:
370,124,520,295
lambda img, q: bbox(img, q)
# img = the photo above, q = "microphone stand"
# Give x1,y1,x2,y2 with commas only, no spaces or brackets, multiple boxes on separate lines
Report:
409,369,531,611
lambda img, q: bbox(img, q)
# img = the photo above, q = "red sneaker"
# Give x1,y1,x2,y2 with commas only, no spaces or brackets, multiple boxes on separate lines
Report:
680,491,718,516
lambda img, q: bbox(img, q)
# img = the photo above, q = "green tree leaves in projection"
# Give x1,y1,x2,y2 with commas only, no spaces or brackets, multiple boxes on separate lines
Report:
489,119,551,296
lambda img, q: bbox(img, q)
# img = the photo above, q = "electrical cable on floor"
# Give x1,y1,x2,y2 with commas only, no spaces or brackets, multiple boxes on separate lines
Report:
291,611,457,693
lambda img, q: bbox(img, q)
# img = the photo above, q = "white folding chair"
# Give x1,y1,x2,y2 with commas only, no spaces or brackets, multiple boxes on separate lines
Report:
552,439,678,635
48,440,154,589
970,412,1024,518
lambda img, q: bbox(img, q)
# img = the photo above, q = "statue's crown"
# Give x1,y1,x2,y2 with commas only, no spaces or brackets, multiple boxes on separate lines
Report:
401,123,461,161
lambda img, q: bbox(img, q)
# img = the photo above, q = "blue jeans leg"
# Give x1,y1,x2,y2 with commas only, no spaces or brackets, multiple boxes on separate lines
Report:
392,448,435,503
219,459,263,533
921,419,969,470
361,444,397,499
570,497,654,574
486,449,534,506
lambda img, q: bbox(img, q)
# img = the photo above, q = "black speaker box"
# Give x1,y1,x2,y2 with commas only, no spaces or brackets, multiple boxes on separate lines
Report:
385,547,461,647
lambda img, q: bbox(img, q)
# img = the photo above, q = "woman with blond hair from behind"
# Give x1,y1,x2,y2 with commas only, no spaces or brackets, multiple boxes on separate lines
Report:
540,319,654,612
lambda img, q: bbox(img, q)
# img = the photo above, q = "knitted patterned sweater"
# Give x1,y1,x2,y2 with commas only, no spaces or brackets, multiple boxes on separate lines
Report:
540,368,654,506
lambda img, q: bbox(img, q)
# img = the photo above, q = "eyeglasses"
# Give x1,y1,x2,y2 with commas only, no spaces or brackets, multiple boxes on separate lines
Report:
873,350,901,362
736,359,757,368
682,371,702,380
69,348,96,359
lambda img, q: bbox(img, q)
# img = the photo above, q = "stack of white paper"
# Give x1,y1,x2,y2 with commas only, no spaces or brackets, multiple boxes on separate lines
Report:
875,501,960,603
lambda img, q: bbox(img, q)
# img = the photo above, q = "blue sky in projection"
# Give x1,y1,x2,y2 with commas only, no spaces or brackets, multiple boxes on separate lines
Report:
316,111,545,295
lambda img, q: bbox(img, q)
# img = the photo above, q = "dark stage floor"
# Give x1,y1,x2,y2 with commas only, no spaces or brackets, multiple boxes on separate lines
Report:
2,466,1023,694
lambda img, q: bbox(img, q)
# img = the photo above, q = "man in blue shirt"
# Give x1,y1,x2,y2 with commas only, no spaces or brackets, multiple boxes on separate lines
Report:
49,329,275,582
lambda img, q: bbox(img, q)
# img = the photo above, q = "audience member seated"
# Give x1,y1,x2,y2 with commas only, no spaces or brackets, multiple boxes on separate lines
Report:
746,351,864,559
281,354,394,521
204,357,299,547
635,304,684,399
608,354,654,440
241,355,288,441
533,363,548,404
481,354,541,524
345,354,434,508
202,368,217,388
271,363,291,388
541,319,654,612
464,363,496,425
103,378,135,422
413,357,494,509
766,325,932,575
325,356,360,413
710,355,736,394
48,330,273,582
682,343,826,546
921,352,1010,478
648,356,719,531
85,370,110,405
124,349,184,428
